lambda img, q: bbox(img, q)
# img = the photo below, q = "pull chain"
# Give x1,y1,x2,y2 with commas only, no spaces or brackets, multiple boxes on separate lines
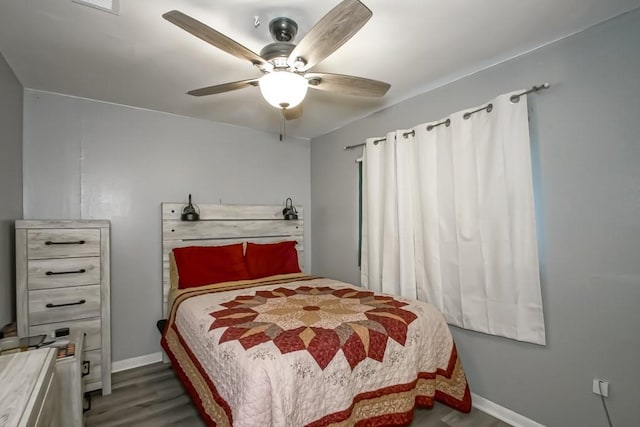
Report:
280,112,286,141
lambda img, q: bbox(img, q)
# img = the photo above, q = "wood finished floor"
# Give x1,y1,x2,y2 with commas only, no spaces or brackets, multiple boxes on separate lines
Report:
85,362,511,427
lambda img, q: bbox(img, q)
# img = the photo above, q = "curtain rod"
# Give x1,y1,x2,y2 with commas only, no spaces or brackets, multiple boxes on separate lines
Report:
343,83,551,150
510,82,550,103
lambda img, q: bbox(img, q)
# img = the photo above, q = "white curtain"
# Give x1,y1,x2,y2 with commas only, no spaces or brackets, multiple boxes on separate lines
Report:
361,91,546,345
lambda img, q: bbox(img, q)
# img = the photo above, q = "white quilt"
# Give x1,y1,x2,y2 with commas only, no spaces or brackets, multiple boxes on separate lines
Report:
164,276,469,426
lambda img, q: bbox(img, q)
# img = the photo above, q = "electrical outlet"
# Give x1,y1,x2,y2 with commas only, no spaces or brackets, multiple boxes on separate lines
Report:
593,379,609,397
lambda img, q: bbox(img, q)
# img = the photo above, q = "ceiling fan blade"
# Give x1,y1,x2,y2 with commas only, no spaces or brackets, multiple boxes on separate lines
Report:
163,10,268,68
306,73,390,97
187,79,259,97
287,0,372,71
282,104,303,120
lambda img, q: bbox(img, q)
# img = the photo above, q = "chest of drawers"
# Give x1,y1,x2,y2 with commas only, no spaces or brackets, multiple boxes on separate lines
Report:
16,220,111,396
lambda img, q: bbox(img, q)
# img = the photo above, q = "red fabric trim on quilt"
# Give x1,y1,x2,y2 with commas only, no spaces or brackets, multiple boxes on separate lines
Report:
162,325,232,426
306,344,471,427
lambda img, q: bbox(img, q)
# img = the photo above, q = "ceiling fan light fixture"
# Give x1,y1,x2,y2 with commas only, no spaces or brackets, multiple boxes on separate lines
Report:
259,71,308,109
164,0,390,120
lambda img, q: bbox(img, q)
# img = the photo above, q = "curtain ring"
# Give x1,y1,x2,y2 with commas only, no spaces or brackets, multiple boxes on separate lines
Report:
402,130,415,139
463,103,493,120
427,118,451,132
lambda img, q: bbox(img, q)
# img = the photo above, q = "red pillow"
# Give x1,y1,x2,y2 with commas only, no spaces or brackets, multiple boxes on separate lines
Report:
245,241,301,279
172,244,250,289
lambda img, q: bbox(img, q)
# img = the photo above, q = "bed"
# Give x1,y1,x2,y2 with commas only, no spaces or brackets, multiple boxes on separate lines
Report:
160,203,471,426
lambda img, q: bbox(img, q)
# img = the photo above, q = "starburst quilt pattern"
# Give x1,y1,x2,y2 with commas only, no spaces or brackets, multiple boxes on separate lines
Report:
209,286,417,370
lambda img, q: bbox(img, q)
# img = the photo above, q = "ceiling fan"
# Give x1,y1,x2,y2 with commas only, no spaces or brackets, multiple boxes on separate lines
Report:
163,0,390,121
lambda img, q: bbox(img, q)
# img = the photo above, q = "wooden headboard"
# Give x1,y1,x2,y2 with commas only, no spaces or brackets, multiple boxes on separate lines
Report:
161,203,304,317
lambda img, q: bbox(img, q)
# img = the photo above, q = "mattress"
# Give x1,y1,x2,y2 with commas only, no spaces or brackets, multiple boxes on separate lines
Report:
162,274,471,426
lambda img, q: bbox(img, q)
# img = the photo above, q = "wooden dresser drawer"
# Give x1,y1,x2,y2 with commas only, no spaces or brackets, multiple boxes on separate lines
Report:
30,317,102,351
27,228,100,259
29,285,101,325
83,348,102,389
28,256,101,290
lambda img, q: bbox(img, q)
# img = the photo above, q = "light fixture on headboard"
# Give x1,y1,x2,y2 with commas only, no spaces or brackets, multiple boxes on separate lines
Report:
180,194,200,221
282,197,298,220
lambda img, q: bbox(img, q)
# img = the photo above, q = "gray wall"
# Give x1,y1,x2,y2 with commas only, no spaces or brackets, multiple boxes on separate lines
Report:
23,89,311,361
311,10,640,427
0,53,23,329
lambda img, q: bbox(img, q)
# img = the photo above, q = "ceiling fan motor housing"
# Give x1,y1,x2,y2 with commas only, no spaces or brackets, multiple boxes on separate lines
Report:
269,17,298,42
260,42,295,66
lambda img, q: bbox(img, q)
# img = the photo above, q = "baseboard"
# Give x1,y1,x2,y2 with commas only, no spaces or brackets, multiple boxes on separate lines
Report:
472,393,545,427
112,352,163,373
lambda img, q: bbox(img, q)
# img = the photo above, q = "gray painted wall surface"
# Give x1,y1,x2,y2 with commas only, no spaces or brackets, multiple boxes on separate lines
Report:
23,89,311,361
0,53,22,328
311,10,640,427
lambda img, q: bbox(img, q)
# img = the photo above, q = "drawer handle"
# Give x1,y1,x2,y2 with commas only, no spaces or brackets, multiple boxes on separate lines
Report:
46,299,86,308
82,360,91,377
45,240,86,245
46,268,86,276
83,392,92,413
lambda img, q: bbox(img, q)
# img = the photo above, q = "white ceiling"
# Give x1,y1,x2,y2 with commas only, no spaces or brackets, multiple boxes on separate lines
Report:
1,0,639,139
